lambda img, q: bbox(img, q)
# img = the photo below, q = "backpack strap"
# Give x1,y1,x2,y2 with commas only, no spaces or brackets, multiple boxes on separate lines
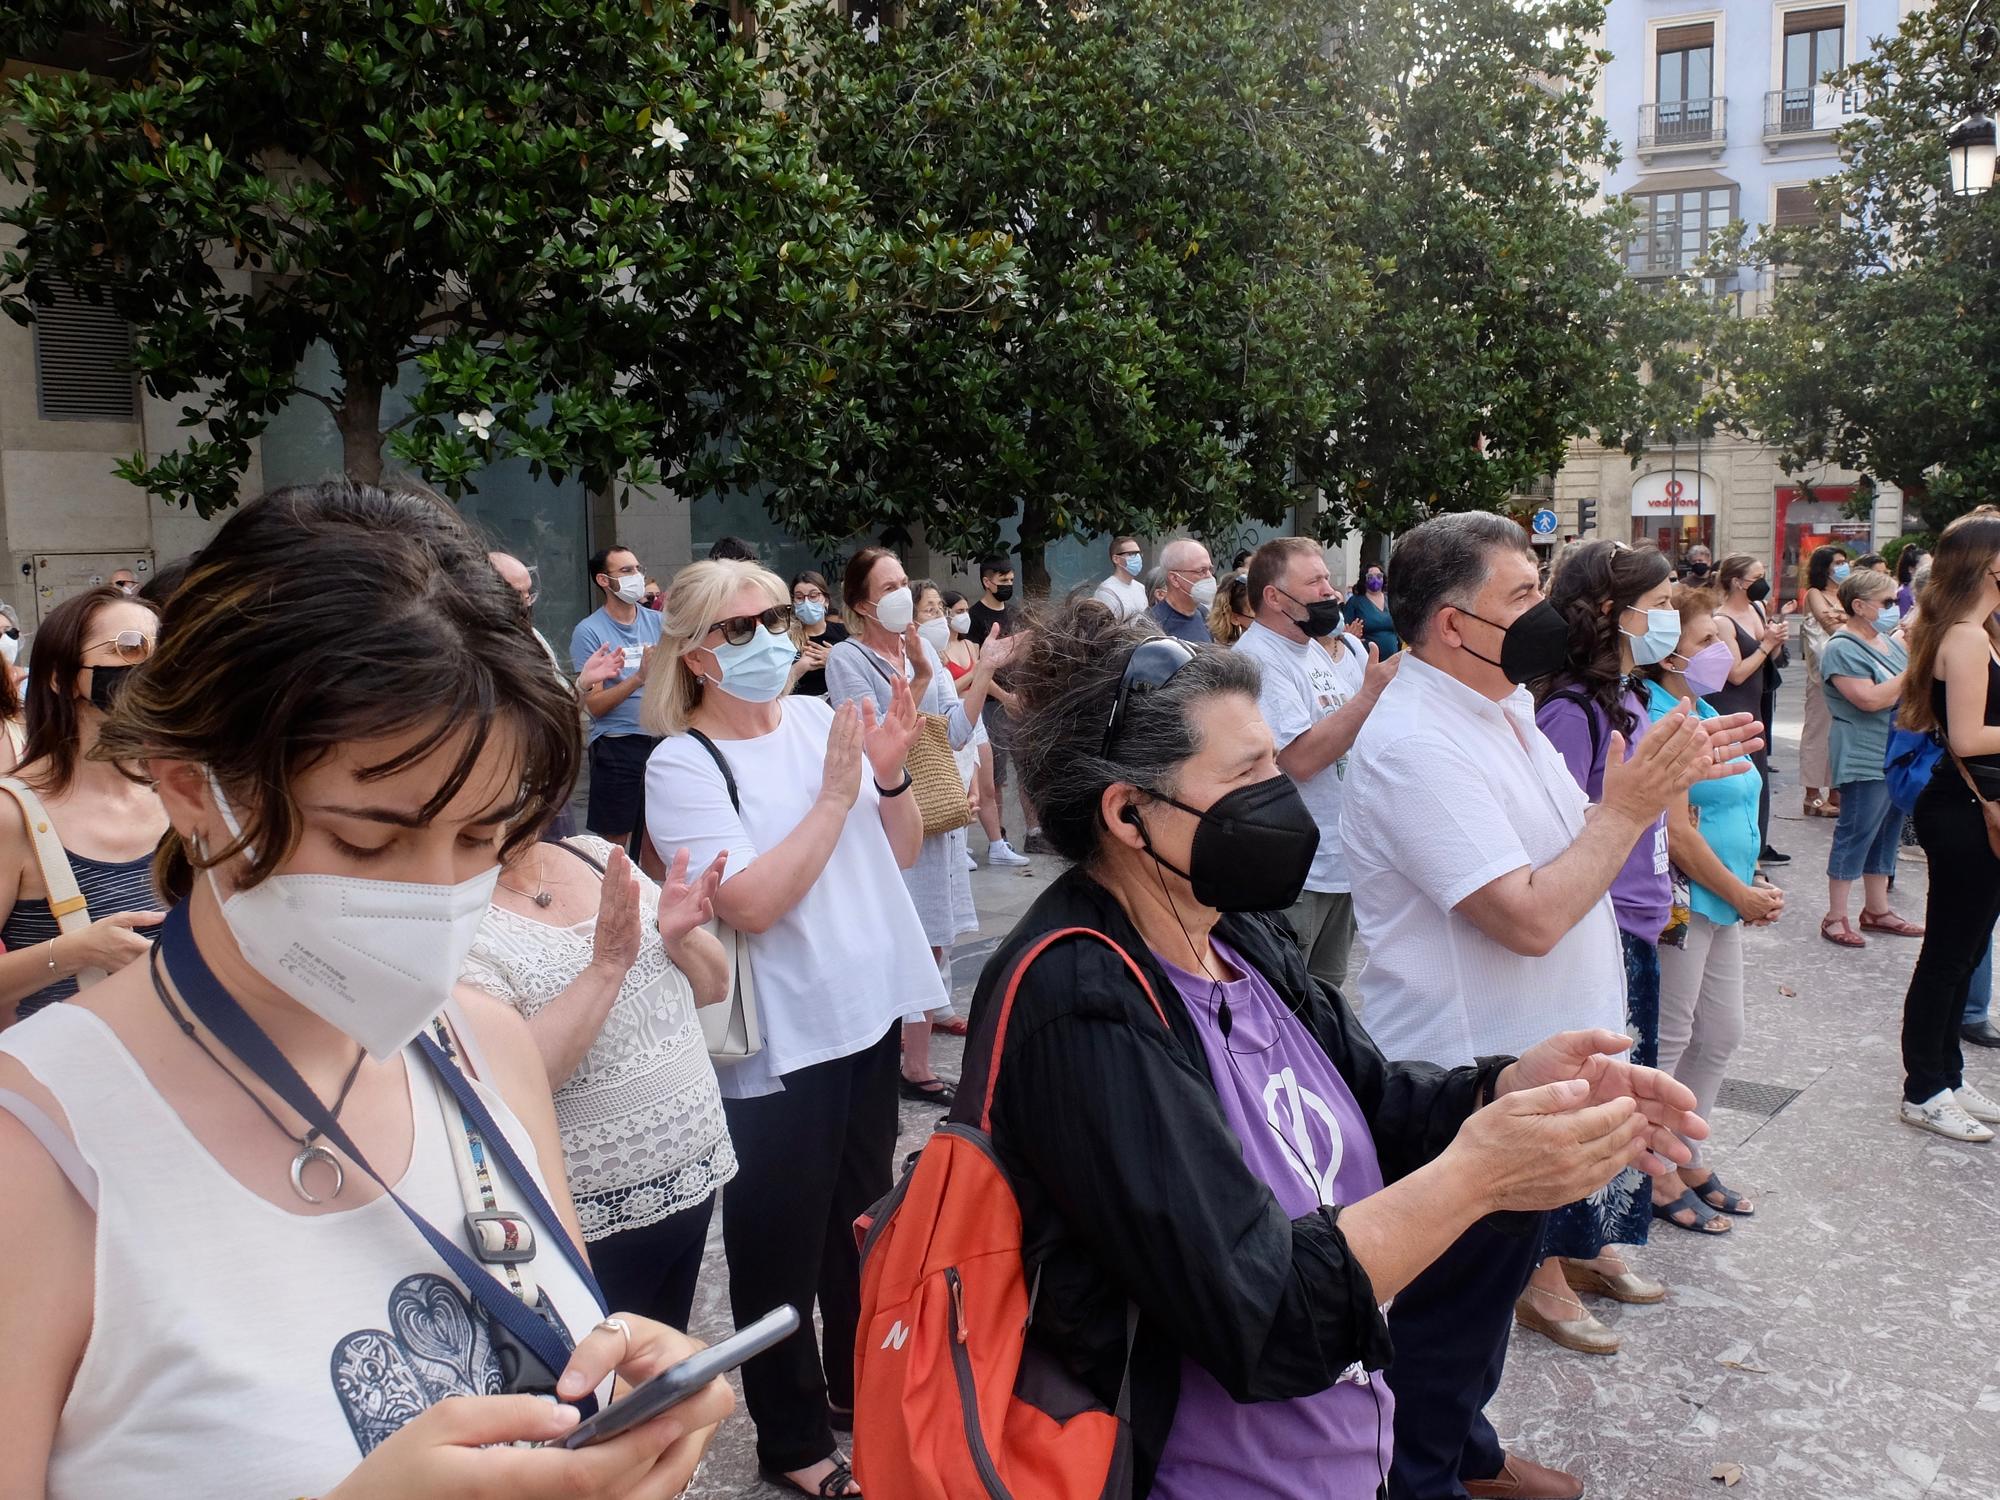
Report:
683,728,741,813
978,926,1170,1133
0,777,106,988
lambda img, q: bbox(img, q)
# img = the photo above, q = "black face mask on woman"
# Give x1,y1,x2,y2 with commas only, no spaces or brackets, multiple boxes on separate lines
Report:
87,664,137,713
1746,578,1772,604
1129,774,1321,912
1453,599,1571,685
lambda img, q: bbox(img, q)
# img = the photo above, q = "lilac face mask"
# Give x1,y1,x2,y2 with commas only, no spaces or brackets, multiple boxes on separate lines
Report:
1674,640,1732,696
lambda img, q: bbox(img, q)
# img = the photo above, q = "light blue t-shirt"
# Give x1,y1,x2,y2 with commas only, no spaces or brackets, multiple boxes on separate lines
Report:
1642,679,1761,927
1819,629,1906,787
570,604,663,743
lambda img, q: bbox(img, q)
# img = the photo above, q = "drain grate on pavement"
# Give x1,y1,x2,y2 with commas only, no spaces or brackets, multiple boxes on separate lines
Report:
1715,1077,1804,1117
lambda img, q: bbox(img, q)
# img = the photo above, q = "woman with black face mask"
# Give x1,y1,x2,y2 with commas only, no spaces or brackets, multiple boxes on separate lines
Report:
1711,554,1791,864
930,600,1707,1499
0,587,168,1024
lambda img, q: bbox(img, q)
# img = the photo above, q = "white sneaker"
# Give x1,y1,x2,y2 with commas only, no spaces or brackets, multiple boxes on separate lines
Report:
986,839,1031,868
1957,1085,2000,1124
963,851,978,872
1901,1090,1996,1142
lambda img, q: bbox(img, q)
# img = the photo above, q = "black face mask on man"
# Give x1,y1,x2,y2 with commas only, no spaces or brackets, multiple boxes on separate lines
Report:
1280,590,1347,640
1128,774,1321,912
1453,599,1572,685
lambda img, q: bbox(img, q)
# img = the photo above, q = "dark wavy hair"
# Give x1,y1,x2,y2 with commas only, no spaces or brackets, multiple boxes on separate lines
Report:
1008,598,1260,866
1533,540,1672,738
21,586,158,796
1806,543,1847,592
94,480,580,904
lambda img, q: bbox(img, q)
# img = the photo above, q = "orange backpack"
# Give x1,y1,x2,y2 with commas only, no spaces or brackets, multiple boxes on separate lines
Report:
852,927,1171,1500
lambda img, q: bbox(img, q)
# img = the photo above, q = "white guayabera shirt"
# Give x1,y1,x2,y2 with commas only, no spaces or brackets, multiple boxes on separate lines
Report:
1341,652,1625,1068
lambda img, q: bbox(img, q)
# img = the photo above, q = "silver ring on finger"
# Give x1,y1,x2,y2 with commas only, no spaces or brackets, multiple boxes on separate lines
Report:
595,1315,633,1364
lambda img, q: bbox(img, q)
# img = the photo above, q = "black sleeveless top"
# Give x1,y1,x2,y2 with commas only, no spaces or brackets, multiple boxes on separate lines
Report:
1933,654,2000,781
1703,610,1779,719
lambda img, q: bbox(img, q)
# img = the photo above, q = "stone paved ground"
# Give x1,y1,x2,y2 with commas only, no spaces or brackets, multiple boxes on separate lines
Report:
684,670,2000,1498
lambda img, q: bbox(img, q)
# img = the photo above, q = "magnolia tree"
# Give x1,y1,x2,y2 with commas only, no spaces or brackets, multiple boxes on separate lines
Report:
1726,4,2000,529
0,0,1017,514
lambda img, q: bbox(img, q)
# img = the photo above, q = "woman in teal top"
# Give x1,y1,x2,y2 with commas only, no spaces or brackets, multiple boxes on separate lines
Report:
1818,569,1919,949
1640,588,1784,1234
1343,562,1399,657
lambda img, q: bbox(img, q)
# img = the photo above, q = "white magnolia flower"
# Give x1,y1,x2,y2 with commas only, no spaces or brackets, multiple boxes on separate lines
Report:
457,409,496,440
650,116,688,153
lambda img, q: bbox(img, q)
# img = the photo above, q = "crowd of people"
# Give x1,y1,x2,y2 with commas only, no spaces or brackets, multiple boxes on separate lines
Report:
0,477,1990,1500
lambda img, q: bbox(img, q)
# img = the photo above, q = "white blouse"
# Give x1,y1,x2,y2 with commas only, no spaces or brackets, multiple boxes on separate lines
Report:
460,838,736,1239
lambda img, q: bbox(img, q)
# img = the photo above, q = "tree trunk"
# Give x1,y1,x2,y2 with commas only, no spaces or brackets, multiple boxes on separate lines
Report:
1018,496,1051,597
337,381,385,485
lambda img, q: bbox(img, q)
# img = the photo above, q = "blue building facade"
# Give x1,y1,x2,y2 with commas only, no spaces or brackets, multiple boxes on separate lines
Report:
1556,0,1911,590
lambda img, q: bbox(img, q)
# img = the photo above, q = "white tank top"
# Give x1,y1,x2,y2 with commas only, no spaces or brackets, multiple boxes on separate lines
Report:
0,1004,603,1499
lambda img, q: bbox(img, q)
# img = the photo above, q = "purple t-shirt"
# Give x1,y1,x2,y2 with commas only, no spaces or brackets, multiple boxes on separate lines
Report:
1535,688,1671,941
1150,939,1395,1500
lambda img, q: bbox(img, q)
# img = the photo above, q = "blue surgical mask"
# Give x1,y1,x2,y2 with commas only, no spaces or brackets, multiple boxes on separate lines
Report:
1873,603,1902,634
794,598,827,627
1621,605,1683,667
1122,553,1143,576
1832,562,1852,582
709,626,798,703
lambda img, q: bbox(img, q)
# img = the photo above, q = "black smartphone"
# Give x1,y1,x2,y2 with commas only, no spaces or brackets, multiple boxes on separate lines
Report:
547,1305,801,1450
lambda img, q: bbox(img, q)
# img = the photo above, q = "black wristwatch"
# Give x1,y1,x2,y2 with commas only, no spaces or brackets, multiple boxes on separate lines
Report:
875,770,913,798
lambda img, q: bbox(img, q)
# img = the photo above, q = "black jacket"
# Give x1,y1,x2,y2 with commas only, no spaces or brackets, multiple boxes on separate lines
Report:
959,868,1514,1496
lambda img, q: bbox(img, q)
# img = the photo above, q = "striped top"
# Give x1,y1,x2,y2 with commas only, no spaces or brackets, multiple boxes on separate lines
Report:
1,849,161,1019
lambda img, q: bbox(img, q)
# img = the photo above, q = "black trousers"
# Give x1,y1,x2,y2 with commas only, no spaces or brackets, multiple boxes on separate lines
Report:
588,1193,715,1333
1385,1213,1547,1500
720,1025,900,1474
1903,774,2000,1103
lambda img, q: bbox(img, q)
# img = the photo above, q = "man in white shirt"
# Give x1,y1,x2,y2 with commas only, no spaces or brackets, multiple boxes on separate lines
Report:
1341,511,1759,1500
1092,535,1149,617
1232,537,1396,990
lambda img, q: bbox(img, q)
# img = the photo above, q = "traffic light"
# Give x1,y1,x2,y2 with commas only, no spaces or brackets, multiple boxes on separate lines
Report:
1578,498,1597,535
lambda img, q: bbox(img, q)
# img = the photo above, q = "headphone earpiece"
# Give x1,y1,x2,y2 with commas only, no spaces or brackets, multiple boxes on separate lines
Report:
1120,805,1142,827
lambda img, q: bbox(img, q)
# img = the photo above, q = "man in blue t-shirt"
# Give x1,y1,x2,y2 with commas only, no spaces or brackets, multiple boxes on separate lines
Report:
1150,537,1215,643
570,545,664,855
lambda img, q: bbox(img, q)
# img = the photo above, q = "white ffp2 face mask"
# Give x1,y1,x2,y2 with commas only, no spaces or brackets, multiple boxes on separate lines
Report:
917,616,953,659
613,574,648,605
873,585,915,634
205,776,501,1060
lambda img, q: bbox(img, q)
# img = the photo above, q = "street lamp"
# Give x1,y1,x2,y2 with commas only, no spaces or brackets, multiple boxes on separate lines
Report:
1946,0,2000,195
1947,112,1997,197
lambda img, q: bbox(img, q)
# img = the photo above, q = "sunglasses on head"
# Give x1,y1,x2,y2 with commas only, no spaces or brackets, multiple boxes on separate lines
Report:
707,604,796,646
1102,637,1196,758
87,630,155,663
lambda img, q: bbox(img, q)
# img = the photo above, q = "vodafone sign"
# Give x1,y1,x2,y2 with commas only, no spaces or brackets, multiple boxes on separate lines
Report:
1631,469,1719,516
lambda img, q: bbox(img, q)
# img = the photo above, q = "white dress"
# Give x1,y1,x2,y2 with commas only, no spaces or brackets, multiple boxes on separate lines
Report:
822,637,979,949
459,836,736,1241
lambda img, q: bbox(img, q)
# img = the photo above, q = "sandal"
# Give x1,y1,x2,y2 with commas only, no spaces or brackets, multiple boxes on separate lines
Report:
931,1014,970,1037
1860,908,1925,938
760,1459,861,1497
1820,915,1867,949
1684,1171,1755,1217
1803,796,1839,819
899,1075,957,1106
1651,1188,1732,1235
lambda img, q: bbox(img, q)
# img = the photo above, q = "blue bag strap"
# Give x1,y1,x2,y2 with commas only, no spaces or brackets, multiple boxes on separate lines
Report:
157,906,604,1414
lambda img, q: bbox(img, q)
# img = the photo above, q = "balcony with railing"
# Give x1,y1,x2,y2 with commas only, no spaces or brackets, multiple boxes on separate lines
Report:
1638,98,1726,155
1764,85,1859,142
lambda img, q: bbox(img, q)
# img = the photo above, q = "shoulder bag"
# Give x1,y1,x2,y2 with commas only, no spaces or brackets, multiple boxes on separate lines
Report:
682,731,764,1059
855,647,974,839
0,776,106,988
1951,752,2000,860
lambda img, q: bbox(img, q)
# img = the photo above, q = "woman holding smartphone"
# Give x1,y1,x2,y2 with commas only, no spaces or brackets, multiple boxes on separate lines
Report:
0,481,729,1499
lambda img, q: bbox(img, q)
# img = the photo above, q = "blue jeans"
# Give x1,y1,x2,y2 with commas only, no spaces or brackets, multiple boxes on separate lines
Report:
1827,777,1903,881
1966,940,1994,1026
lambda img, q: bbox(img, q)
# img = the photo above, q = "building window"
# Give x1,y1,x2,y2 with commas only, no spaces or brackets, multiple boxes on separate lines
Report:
1779,7,1844,128
31,280,138,423
1626,185,1737,276
1655,23,1717,141
1772,184,1831,229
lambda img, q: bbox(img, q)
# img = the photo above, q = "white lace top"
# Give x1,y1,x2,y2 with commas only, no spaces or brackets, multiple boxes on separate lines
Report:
460,838,737,1239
